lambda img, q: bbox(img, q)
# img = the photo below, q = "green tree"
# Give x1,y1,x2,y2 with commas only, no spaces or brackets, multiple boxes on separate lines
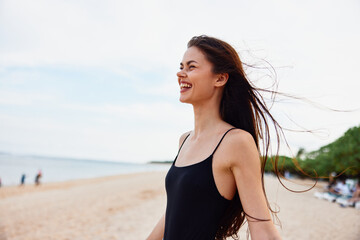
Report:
264,125,360,178
302,125,360,177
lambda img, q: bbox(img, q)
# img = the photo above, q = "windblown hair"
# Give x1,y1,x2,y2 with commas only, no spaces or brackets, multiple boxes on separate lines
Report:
188,35,284,239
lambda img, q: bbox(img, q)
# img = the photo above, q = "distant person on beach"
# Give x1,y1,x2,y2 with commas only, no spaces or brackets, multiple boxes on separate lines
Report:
330,179,351,196
35,170,42,185
0,177,2,188
284,170,291,179
147,35,282,240
326,172,336,190
20,174,26,186
348,181,360,205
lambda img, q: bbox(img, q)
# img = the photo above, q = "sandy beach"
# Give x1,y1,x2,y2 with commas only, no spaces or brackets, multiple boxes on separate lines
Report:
0,171,359,240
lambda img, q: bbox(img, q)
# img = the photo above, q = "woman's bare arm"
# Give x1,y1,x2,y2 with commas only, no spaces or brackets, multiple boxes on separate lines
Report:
146,213,165,240
228,130,282,240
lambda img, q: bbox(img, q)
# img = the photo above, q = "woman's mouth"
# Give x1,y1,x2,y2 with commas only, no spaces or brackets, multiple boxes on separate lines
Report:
180,83,192,93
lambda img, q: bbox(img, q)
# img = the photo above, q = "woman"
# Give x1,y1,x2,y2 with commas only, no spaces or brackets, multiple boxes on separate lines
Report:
147,35,282,240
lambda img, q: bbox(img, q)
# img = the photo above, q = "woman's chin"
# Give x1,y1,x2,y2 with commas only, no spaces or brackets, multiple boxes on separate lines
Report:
179,96,191,103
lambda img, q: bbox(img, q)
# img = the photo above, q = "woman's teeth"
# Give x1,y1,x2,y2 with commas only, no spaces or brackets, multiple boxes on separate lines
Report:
180,83,192,89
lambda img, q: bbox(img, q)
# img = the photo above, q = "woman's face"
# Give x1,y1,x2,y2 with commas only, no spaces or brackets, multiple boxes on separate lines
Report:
177,46,220,104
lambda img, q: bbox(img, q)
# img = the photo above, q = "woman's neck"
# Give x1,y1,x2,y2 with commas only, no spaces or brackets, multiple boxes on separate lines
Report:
192,100,224,140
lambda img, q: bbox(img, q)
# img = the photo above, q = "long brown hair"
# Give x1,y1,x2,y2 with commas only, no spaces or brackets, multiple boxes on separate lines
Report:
188,35,285,239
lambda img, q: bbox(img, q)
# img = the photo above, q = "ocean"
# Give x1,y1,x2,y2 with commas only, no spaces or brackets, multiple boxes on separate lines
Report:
0,153,171,186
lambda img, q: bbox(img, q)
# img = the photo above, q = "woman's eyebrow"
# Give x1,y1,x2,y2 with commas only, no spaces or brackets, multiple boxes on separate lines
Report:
180,60,198,66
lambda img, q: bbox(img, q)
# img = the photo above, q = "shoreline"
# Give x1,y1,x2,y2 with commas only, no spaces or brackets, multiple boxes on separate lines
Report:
0,171,165,199
0,172,359,239
0,152,171,188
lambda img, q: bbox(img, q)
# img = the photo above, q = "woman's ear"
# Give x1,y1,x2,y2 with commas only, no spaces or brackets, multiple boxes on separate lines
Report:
215,73,229,87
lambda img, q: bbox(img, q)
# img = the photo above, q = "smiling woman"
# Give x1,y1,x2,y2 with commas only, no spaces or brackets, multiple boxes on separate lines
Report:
146,35,284,240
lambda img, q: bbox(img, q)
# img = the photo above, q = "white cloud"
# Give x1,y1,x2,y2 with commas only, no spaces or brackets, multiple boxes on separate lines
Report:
0,90,56,106
0,99,194,162
60,101,192,123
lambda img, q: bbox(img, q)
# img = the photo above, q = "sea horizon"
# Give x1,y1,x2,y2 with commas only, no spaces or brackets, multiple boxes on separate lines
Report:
0,152,171,187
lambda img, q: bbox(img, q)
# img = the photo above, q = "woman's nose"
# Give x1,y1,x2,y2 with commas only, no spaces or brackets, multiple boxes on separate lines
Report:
177,70,186,78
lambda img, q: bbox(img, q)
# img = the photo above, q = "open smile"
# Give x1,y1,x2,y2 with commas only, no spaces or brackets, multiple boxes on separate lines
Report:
180,82,192,93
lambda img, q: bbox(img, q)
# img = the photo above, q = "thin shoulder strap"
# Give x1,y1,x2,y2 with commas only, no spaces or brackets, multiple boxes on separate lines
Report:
178,133,191,154
211,127,237,156
174,132,191,163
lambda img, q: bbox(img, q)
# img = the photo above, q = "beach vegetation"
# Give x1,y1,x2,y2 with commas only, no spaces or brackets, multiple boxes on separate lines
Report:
265,125,360,178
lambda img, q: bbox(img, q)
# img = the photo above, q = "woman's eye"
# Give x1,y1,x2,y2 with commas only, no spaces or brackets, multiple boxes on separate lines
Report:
189,65,195,69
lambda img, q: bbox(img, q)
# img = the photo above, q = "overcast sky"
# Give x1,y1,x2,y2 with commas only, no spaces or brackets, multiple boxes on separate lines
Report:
0,0,359,163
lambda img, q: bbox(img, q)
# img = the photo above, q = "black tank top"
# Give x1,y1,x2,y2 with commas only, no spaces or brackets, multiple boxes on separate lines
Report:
164,127,237,240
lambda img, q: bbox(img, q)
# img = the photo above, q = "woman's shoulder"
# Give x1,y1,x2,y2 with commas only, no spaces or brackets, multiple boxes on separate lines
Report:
178,130,192,148
219,123,254,143
223,128,259,166
227,128,255,145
